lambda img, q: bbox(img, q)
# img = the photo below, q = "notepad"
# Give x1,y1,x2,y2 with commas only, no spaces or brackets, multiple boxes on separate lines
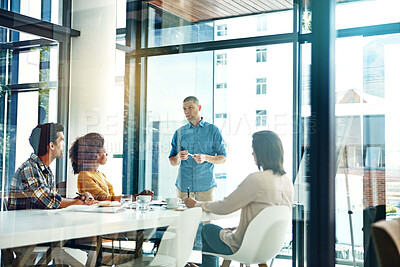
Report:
91,201,121,207
61,205,124,213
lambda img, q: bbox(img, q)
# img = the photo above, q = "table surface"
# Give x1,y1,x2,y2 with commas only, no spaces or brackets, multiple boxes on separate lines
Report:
0,205,239,249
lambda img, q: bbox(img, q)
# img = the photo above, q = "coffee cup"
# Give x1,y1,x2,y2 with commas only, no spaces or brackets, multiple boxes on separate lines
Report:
166,197,180,208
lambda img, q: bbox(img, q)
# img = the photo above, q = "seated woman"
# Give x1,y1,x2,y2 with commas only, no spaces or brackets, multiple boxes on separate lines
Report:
185,130,294,267
69,132,152,201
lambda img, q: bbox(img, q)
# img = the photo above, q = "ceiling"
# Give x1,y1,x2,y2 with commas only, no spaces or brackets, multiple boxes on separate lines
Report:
145,0,293,22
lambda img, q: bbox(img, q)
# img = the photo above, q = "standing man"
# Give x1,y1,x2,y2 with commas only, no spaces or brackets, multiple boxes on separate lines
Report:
169,96,227,202
7,123,96,210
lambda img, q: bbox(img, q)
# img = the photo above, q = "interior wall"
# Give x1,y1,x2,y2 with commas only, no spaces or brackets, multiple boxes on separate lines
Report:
67,0,117,197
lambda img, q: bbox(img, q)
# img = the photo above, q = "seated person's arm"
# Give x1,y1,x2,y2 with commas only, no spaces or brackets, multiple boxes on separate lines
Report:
59,192,97,208
23,170,62,209
106,180,121,201
59,197,85,208
186,175,256,215
78,173,112,201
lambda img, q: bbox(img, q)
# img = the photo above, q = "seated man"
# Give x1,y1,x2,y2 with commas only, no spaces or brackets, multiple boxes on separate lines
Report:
7,123,96,210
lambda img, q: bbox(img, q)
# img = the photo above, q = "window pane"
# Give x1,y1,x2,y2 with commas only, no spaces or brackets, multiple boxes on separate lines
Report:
18,49,40,84
145,52,213,198
256,48,267,63
336,0,400,30
0,28,60,200
147,6,293,48
257,15,268,32
334,33,400,264
15,91,39,167
144,43,293,262
2,0,61,25
216,24,227,37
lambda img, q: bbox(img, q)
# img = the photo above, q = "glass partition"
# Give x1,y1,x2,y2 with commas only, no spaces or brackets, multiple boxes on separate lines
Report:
2,0,400,266
144,51,214,198
144,42,293,263
335,33,400,265
145,43,293,199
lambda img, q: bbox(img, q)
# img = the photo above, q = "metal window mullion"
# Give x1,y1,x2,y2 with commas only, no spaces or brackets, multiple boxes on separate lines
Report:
292,1,304,266
39,0,51,128
308,0,336,266
55,0,72,185
123,0,144,195
135,32,295,58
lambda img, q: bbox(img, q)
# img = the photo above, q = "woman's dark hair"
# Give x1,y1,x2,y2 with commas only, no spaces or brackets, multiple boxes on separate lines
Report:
69,133,104,174
252,130,286,175
29,123,64,156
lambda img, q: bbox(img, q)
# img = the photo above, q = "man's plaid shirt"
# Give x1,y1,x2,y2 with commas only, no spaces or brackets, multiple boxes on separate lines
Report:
7,153,62,210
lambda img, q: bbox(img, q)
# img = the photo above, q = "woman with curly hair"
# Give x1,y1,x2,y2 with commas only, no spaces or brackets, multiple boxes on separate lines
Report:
69,133,152,201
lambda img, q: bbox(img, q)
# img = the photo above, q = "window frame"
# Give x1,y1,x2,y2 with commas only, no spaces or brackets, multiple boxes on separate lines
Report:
216,24,228,36
256,47,267,63
216,53,227,65
256,77,267,95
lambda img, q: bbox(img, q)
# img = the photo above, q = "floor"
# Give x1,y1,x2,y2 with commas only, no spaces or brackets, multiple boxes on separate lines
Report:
105,239,354,267
188,250,292,267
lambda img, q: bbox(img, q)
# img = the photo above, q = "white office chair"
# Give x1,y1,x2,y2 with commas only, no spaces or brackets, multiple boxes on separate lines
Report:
120,207,202,267
371,218,400,267
203,205,291,267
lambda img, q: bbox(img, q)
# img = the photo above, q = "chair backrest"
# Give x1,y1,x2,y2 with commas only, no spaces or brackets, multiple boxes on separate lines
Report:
154,207,202,267
233,205,291,265
371,218,400,267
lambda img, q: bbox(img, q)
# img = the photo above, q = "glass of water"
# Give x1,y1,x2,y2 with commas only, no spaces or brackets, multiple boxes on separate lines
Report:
121,195,132,209
137,195,152,212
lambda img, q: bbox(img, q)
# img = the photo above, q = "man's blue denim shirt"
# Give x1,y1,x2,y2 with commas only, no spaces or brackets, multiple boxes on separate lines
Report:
169,119,227,192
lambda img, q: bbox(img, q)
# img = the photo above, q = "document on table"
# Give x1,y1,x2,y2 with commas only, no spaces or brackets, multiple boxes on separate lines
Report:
59,205,124,213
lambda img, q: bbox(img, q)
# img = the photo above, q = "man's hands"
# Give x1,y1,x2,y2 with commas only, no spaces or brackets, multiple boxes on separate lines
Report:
169,150,189,166
193,154,207,164
60,192,98,208
184,197,198,208
178,150,208,164
178,150,189,161
170,150,225,165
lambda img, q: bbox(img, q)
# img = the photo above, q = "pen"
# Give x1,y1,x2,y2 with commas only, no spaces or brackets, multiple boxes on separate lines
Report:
76,192,94,201
187,152,194,157
187,187,190,198
76,192,86,201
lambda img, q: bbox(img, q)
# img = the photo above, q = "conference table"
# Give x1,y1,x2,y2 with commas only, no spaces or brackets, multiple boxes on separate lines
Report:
0,205,239,266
